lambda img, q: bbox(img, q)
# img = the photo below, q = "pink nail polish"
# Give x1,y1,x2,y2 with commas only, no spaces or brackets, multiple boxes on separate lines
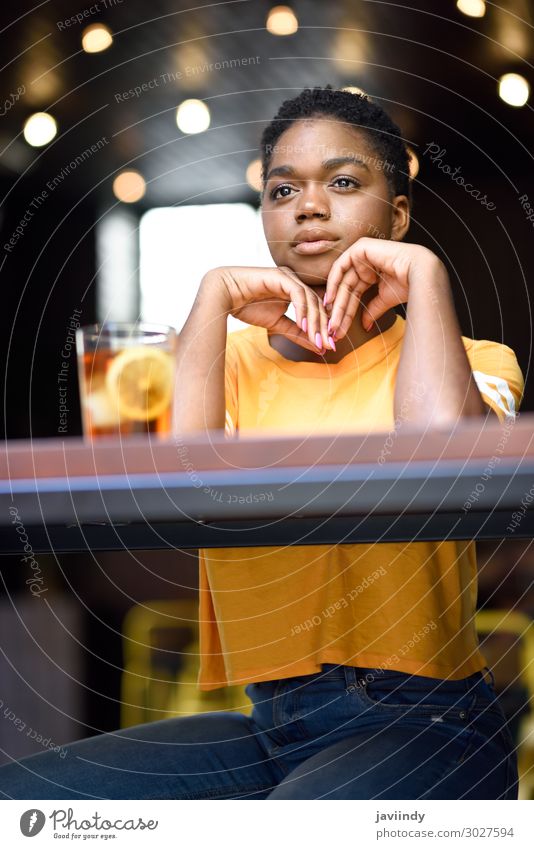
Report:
302,317,307,334
323,293,328,306
328,336,336,351
315,332,322,349
327,319,332,334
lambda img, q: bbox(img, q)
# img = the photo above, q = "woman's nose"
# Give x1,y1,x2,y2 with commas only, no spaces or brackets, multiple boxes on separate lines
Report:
295,187,330,221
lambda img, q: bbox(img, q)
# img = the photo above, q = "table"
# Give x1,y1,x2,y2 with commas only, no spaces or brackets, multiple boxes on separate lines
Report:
1,415,533,553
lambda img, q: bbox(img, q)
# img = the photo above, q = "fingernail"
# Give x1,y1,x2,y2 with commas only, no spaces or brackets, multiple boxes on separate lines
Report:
323,293,329,306
327,319,332,334
302,317,307,334
328,336,336,351
315,332,323,349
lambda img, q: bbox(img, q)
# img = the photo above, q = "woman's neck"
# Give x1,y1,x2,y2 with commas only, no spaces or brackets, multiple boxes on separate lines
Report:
267,284,396,364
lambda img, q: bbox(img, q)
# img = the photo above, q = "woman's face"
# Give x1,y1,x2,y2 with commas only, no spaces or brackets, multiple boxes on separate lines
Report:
261,117,410,286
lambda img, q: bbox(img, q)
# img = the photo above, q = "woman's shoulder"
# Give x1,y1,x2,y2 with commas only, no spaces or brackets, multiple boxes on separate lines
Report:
460,332,518,358
460,333,522,375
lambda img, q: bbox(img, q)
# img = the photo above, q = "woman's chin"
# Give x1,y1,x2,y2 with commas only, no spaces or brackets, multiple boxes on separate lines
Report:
286,260,332,286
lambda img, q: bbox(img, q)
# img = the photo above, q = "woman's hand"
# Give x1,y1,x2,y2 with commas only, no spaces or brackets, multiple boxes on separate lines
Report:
323,239,445,341
203,266,333,353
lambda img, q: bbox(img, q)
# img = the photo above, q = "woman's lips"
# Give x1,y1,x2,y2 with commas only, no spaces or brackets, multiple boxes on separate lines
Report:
292,239,338,255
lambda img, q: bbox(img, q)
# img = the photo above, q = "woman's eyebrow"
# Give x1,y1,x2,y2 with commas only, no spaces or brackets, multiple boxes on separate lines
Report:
265,155,371,181
323,155,371,172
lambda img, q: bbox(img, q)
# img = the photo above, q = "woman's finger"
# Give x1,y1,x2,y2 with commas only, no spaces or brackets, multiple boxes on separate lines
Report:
327,267,363,339
314,289,331,350
278,268,309,332
353,257,378,286
279,267,329,351
324,250,354,305
272,314,319,352
304,286,327,351
362,290,393,329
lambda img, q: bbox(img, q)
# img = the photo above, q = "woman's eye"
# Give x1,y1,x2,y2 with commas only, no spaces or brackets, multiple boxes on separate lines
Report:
332,176,360,189
271,184,294,200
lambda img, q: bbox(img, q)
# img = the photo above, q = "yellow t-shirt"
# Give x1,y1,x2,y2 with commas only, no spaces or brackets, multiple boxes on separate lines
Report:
197,315,524,690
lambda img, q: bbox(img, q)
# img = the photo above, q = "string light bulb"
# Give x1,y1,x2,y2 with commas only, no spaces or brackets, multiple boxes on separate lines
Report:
82,23,113,53
176,99,211,134
498,73,529,107
266,6,298,36
456,0,486,17
113,170,146,203
23,112,57,147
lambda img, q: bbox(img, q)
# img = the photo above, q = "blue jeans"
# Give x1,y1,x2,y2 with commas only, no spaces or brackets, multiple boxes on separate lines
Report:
0,665,518,800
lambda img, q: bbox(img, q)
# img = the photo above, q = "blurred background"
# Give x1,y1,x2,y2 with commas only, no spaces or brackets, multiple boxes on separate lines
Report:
0,0,533,794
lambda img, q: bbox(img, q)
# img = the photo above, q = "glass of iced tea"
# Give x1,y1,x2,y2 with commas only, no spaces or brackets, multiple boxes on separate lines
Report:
76,323,177,438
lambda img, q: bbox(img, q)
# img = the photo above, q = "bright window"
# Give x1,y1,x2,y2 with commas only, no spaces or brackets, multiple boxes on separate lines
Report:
139,204,274,332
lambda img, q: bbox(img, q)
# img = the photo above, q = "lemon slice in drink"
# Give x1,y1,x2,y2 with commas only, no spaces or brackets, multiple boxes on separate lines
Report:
105,346,174,422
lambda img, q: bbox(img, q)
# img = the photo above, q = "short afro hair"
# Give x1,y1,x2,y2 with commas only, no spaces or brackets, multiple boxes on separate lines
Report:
260,86,412,206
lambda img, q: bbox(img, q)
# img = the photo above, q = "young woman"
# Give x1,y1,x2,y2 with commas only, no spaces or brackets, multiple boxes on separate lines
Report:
0,87,523,800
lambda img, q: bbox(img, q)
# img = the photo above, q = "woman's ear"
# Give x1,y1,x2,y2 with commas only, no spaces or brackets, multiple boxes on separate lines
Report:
390,195,410,241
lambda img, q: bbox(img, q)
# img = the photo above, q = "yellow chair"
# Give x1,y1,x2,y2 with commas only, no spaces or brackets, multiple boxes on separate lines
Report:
476,609,534,799
120,599,251,729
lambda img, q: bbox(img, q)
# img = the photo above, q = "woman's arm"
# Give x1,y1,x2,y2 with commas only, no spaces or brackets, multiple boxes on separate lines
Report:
173,265,330,434
394,254,486,427
324,239,488,428
172,271,231,434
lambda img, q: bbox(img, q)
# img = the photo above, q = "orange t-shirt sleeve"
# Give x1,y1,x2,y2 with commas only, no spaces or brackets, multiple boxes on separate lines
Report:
467,339,524,423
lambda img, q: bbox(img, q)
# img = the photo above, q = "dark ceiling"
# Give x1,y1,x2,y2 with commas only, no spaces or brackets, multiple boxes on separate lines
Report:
1,0,533,208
